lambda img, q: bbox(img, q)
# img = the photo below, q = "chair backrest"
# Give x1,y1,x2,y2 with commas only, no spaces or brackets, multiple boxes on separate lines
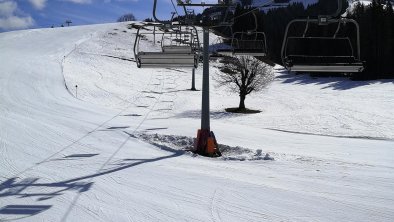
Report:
162,45,192,53
286,37,354,57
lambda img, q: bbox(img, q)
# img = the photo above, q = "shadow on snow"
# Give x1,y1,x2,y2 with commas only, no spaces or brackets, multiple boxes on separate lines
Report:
0,145,182,219
276,69,394,90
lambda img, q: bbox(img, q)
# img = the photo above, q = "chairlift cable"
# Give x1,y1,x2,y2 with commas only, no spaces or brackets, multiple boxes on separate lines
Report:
231,0,275,22
170,0,180,18
231,0,343,25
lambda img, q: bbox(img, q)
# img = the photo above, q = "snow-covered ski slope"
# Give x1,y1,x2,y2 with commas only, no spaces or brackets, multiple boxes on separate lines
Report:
0,22,393,221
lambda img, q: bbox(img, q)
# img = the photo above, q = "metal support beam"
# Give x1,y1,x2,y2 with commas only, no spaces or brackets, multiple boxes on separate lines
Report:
201,27,210,130
191,68,196,90
193,26,220,157
153,26,156,43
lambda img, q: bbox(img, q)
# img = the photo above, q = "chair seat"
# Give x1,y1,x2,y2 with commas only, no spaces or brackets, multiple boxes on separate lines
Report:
289,65,364,73
137,52,197,68
233,49,266,56
286,55,362,65
285,56,364,72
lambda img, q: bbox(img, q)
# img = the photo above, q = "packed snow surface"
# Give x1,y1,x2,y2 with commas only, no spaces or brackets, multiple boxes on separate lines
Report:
0,22,393,222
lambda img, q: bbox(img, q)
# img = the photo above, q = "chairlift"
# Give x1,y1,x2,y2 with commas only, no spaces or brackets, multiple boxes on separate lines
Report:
281,0,364,73
134,24,200,68
217,11,267,57
281,18,364,73
162,29,193,53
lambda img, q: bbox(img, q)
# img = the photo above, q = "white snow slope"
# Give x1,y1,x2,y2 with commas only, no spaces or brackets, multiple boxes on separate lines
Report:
0,22,393,222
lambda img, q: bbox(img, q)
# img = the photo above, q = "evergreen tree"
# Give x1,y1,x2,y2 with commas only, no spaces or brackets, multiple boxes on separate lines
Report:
348,0,394,79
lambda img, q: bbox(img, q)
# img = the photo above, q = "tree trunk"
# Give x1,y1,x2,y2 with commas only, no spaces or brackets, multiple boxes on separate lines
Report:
239,94,246,110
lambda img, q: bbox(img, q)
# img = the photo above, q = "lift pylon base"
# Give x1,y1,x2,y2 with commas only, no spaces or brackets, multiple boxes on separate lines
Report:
194,129,221,157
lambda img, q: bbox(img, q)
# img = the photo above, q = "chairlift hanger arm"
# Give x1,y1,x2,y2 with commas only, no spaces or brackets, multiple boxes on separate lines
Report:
311,0,343,21
331,0,343,18
133,26,143,61
170,0,180,18
153,0,172,24
179,2,188,19
249,10,258,32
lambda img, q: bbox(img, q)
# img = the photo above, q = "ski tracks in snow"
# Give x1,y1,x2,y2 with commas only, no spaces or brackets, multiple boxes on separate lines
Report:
0,27,178,221
60,67,180,221
210,189,222,222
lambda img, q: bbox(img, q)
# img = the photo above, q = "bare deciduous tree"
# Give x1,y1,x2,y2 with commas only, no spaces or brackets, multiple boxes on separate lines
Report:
216,56,274,112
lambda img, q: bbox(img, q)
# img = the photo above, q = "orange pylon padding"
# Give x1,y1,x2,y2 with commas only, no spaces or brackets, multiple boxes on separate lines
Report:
194,129,202,149
194,129,220,157
206,137,216,154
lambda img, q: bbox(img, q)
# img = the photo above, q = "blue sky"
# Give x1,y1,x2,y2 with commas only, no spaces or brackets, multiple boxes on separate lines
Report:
0,0,217,32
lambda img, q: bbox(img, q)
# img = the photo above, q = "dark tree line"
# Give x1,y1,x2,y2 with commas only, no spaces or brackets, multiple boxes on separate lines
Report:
211,0,394,80
260,2,306,64
348,0,394,79
117,13,136,22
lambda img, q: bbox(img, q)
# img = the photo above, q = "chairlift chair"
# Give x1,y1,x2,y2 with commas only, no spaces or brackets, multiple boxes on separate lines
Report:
218,31,267,56
134,24,200,68
217,11,268,57
161,31,192,53
281,18,365,73
161,27,199,53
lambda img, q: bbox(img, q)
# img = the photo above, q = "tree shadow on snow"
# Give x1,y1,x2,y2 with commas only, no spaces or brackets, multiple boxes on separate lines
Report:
106,126,130,130
49,153,100,162
63,154,99,159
